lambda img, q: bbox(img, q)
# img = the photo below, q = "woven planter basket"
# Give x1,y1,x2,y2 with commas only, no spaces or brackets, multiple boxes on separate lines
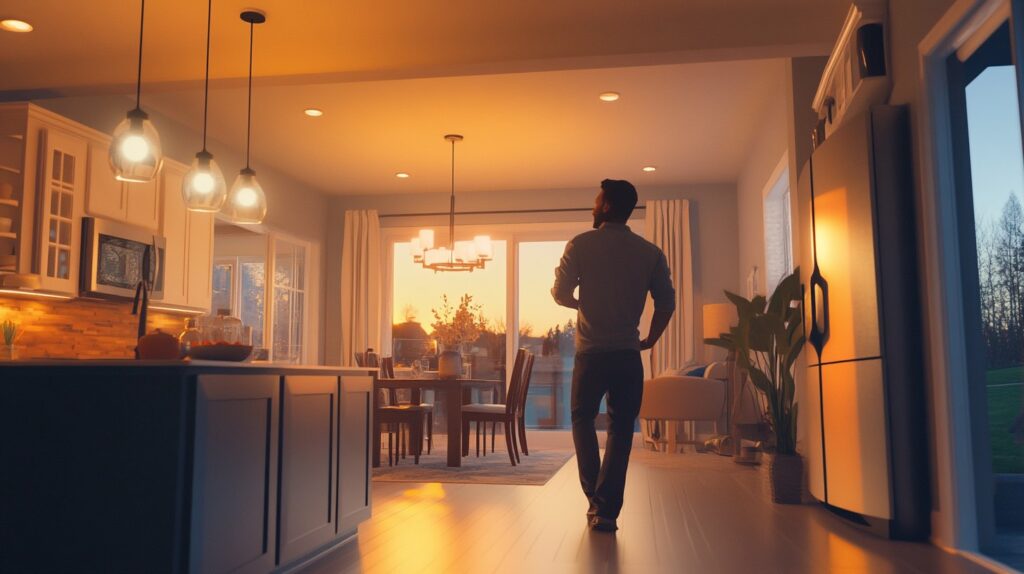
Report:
765,453,803,504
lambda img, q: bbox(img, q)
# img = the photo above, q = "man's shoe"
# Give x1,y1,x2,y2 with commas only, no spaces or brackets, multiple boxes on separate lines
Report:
589,516,618,532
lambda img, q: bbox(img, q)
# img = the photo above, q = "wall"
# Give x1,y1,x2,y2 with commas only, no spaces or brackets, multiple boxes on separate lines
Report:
324,183,739,365
736,77,789,297
29,95,332,362
0,295,183,359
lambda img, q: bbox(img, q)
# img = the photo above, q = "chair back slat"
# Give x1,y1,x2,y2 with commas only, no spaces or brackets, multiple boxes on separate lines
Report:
354,351,366,367
503,348,528,415
365,350,380,368
379,357,399,405
515,353,535,418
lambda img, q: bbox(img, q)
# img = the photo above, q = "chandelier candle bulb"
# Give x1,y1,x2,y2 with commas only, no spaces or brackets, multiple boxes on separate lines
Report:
473,235,493,260
418,229,435,250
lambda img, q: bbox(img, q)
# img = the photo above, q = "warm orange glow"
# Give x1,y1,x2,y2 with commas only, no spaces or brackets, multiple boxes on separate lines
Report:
0,289,71,300
642,166,657,172
395,172,410,179
303,108,323,117
0,19,32,33
599,91,620,102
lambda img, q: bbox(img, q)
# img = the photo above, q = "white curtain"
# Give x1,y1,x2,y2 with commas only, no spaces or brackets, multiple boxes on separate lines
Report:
645,199,695,376
341,210,381,366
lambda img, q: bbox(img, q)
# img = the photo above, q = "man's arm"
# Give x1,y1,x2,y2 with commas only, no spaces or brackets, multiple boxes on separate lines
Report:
551,241,580,310
641,250,676,349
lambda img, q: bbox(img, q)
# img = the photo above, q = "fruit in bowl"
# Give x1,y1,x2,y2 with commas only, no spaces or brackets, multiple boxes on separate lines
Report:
186,341,254,362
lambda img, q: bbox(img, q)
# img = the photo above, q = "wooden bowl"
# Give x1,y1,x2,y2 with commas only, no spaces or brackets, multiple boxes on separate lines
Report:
187,343,254,362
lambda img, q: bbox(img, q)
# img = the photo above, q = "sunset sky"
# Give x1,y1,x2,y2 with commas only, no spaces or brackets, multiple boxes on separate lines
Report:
392,239,577,336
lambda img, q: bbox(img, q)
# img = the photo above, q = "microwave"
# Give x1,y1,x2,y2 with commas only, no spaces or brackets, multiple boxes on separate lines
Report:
80,217,165,300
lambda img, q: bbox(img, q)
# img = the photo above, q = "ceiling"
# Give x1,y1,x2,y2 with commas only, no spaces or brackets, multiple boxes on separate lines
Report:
0,0,848,195
146,60,788,195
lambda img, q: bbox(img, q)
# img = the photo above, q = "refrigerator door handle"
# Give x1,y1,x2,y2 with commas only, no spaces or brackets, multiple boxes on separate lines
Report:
809,264,831,356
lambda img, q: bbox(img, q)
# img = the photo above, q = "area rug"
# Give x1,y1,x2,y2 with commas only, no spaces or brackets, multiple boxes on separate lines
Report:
372,436,574,486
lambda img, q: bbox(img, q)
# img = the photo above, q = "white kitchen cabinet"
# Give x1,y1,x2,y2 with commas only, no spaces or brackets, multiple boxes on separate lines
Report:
159,158,213,311
36,126,86,294
159,161,189,306
85,140,123,221
187,210,213,310
125,177,159,231
85,135,160,231
337,374,372,536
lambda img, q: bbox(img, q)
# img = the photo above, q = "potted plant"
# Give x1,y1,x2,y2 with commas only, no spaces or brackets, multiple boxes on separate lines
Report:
2,319,20,360
706,269,805,503
431,294,485,379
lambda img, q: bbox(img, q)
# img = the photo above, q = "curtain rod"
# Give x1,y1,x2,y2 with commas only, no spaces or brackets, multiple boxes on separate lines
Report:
377,205,646,219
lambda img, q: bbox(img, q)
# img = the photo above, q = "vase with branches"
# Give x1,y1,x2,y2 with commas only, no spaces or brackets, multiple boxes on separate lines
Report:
705,268,805,503
431,294,486,378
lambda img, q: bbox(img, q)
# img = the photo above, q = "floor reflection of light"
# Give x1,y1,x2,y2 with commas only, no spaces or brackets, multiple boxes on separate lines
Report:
826,532,891,573
361,482,454,570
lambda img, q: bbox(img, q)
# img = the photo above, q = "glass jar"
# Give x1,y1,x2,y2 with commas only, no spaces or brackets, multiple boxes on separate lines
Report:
179,317,201,353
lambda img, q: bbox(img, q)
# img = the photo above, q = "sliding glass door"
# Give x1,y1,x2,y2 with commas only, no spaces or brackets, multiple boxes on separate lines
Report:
517,240,577,428
947,15,1024,563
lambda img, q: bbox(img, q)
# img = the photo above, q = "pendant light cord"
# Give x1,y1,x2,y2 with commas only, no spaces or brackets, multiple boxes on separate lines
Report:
135,0,146,110
449,137,456,251
245,20,254,169
201,0,212,151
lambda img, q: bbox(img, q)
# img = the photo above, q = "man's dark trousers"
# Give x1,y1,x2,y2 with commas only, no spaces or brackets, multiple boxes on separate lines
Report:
570,349,644,520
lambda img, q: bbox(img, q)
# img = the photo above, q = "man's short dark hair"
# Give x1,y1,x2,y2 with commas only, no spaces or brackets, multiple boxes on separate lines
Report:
600,179,638,221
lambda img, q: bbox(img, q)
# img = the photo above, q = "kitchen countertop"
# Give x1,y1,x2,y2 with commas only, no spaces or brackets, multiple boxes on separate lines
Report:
0,359,378,376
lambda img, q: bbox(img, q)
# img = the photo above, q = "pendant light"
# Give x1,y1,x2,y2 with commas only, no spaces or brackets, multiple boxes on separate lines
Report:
225,10,267,224
109,0,164,183
410,134,492,272
182,0,227,211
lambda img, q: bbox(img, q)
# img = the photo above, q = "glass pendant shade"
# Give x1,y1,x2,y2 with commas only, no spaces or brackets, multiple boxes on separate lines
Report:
454,240,476,263
418,229,435,249
109,108,163,183
226,168,267,224
182,151,227,212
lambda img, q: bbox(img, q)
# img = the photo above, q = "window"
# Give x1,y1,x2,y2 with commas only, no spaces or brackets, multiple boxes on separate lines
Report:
764,163,793,291
518,241,578,427
391,239,508,381
385,221,617,429
212,223,312,364
272,239,307,364
946,18,1024,558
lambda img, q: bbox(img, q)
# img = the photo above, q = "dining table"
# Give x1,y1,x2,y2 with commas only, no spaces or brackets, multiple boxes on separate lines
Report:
373,376,503,467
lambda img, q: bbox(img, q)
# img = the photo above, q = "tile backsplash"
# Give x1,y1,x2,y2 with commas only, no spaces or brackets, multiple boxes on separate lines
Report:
0,296,187,359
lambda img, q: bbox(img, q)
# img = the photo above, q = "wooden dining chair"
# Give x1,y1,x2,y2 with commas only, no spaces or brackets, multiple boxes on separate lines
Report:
380,356,433,455
376,356,428,465
487,352,535,459
462,348,530,466
515,353,535,458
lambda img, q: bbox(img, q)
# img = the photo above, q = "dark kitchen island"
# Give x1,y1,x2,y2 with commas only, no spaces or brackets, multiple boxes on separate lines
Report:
0,360,376,574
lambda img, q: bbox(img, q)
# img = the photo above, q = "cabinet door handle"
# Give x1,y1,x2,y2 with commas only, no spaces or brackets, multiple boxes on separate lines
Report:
808,263,830,357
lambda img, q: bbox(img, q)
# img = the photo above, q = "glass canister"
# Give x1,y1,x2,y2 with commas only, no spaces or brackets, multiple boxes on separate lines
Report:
179,317,202,353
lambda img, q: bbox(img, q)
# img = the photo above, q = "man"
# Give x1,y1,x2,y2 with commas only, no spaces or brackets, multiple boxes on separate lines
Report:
551,179,675,532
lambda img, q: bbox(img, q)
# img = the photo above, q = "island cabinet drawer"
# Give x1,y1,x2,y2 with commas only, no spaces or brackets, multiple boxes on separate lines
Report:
278,375,340,565
190,375,279,574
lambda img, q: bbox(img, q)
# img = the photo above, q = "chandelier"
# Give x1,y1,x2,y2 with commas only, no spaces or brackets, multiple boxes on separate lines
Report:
410,134,492,272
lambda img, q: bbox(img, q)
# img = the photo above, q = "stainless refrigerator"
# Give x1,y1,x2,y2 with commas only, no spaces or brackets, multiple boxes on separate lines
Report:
798,105,929,539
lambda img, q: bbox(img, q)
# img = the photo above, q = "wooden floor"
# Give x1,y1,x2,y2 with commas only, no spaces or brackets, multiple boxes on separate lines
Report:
303,432,993,574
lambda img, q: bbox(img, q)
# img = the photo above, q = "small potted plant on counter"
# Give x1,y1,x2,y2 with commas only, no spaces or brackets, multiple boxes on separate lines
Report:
2,319,20,360
706,269,805,504
431,293,485,379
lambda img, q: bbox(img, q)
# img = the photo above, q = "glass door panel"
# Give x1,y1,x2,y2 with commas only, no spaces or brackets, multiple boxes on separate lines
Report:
517,241,578,428
948,20,1024,561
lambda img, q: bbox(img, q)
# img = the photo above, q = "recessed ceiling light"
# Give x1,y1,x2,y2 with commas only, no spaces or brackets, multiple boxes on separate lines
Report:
599,92,620,102
642,166,657,172
303,108,323,117
395,172,410,179
0,19,33,33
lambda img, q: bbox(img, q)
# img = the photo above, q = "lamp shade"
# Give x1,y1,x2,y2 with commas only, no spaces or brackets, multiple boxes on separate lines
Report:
702,303,737,340
182,150,227,212
225,168,267,224
109,108,163,183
